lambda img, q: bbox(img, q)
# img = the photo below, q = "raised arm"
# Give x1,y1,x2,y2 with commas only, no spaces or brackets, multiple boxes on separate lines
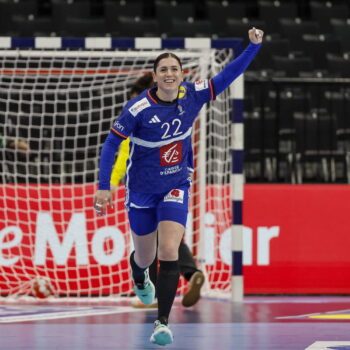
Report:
212,28,264,96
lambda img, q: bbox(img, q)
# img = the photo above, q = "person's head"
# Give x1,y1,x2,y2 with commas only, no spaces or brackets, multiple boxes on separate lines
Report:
130,73,154,98
152,52,183,98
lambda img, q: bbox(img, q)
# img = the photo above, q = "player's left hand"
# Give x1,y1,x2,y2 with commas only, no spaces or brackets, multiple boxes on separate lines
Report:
249,27,264,44
93,190,113,216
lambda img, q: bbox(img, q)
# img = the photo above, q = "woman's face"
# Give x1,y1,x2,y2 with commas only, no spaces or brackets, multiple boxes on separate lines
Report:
152,57,183,96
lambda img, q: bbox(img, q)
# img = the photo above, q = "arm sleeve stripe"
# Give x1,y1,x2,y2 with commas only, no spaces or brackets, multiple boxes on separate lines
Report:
209,79,216,101
111,128,128,139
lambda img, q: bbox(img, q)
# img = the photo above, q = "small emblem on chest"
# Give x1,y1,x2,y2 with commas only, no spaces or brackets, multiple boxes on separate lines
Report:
160,142,182,166
177,105,185,115
149,115,161,123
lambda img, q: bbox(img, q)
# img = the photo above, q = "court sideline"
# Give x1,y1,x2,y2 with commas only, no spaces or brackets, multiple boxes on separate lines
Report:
0,296,349,350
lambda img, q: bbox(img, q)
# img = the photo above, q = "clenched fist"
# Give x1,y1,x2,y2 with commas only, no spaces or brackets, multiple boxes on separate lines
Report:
249,27,264,44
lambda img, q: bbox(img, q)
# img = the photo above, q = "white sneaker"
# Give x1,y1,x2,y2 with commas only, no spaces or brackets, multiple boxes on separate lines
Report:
150,320,173,346
133,269,155,306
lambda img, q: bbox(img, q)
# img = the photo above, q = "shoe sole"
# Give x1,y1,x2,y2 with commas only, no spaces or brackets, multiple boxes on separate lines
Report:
181,271,205,307
131,302,158,309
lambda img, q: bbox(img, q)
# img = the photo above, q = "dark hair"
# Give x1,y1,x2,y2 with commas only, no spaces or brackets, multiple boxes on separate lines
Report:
130,72,154,96
153,52,182,73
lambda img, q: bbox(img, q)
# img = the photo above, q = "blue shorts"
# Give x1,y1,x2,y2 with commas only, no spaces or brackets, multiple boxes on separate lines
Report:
126,185,190,236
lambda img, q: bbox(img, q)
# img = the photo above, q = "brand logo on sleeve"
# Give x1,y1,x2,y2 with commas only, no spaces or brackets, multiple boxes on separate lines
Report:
160,142,182,166
164,189,184,203
195,79,209,91
113,120,124,131
128,97,151,117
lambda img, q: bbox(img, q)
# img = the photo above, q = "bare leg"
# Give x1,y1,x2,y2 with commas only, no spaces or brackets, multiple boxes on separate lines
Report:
157,221,184,261
131,230,157,268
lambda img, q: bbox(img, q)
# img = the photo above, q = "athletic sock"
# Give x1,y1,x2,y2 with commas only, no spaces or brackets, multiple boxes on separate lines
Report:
149,257,158,298
156,260,180,325
130,251,147,287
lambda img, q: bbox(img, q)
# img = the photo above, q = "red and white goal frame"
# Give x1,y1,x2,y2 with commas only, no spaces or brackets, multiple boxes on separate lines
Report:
0,37,244,302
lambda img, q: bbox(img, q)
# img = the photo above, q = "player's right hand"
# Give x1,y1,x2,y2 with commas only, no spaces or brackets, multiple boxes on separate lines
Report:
93,190,113,216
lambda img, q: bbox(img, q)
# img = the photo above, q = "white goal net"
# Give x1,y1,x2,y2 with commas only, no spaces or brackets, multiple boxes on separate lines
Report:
0,45,234,299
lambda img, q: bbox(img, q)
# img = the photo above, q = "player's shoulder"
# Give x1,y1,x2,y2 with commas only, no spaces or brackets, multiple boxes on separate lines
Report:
181,79,211,93
180,81,194,93
194,79,211,92
125,90,152,117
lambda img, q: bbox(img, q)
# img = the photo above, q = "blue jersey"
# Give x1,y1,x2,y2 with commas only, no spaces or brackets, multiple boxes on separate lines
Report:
98,42,261,192
111,80,214,193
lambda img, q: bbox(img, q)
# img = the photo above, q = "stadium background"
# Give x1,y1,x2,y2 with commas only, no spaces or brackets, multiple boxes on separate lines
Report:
0,0,350,296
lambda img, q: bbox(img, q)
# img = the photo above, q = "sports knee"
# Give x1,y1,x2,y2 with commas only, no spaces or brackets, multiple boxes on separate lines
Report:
134,251,156,268
157,244,179,261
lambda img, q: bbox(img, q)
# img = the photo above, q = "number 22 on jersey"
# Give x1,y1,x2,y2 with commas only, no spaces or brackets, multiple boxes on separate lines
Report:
161,118,182,139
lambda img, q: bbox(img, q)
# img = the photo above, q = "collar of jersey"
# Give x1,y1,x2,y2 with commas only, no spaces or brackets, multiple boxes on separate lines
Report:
148,87,178,106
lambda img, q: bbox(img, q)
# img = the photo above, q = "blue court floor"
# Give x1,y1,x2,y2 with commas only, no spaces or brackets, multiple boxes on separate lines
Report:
0,296,350,350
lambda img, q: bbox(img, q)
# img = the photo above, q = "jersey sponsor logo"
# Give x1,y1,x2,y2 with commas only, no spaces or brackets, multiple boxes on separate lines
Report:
149,115,161,123
128,97,151,117
195,79,209,91
160,165,182,176
164,189,184,203
178,85,187,99
113,120,124,131
160,142,182,166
